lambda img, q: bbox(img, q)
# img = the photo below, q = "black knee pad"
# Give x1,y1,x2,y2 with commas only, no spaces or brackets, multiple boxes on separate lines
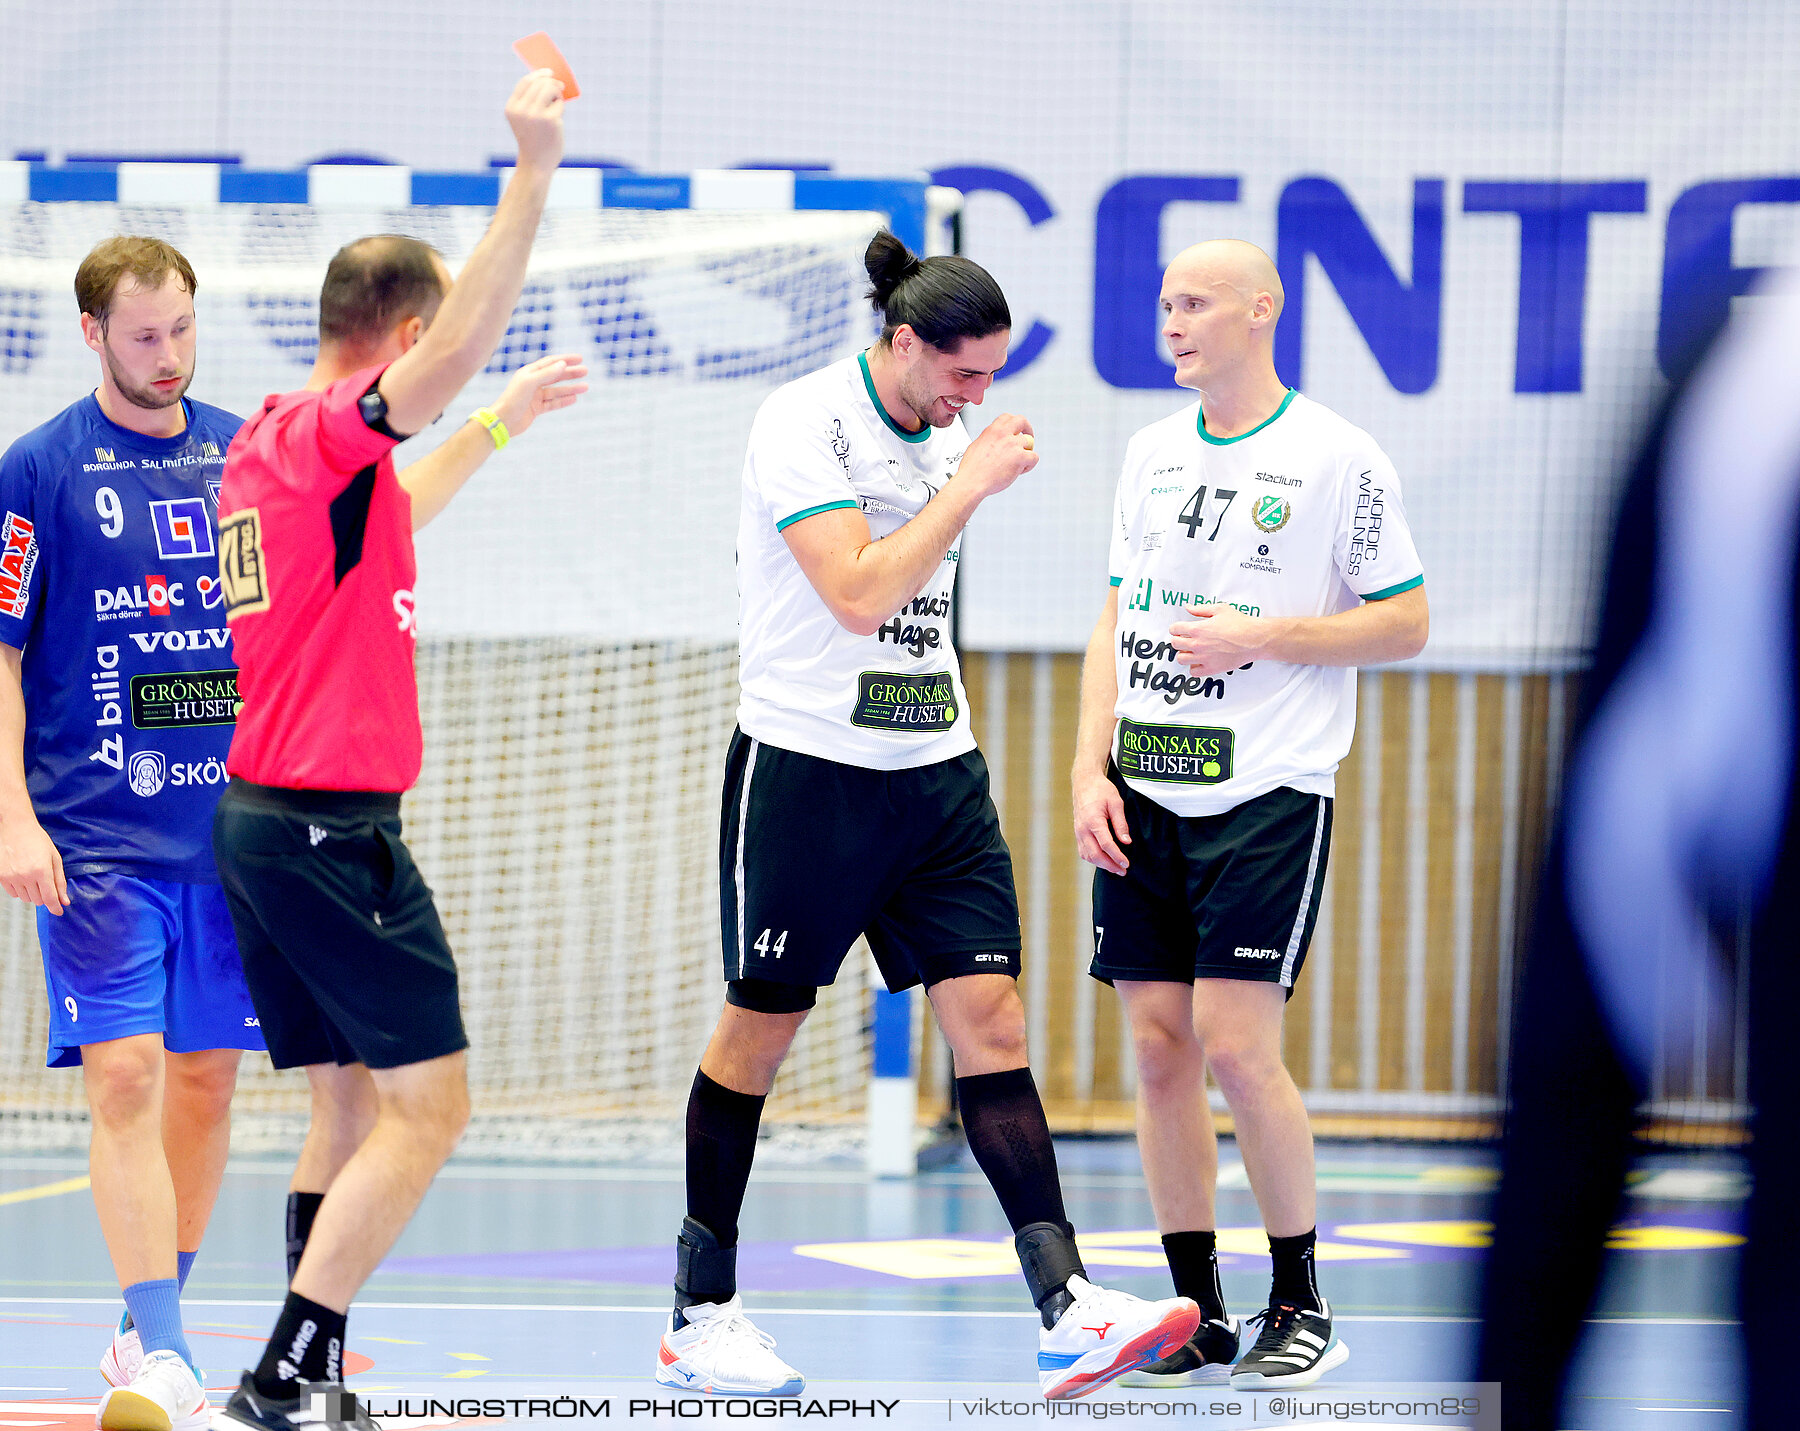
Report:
725,978,819,1014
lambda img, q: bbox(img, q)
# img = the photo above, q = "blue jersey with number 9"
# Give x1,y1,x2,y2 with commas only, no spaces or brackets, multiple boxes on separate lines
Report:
0,394,244,881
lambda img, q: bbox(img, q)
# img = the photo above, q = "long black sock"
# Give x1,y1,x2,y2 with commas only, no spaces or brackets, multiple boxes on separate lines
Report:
685,1070,766,1249
253,1292,346,1399
675,1070,766,1325
286,1192,325,1283
956,1067,1069,1232
1163,1230,1227,1322
1268,1229,1322,1312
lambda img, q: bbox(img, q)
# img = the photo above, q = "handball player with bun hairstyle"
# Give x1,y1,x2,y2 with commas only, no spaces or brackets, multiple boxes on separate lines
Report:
653,230,1200,1401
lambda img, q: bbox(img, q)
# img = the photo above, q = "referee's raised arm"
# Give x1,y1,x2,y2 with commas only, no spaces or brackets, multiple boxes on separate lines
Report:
375,70,566,435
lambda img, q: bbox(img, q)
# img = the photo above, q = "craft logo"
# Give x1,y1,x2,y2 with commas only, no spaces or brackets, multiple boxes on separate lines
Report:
126,749,166,797
1252,495,1292,533
0,512,37,618
149,497,215,560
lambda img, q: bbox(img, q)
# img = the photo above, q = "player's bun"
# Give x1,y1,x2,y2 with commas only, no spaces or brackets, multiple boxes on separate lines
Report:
864,230,924,310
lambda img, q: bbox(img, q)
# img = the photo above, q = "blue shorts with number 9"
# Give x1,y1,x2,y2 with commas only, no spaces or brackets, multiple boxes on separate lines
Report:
37,871,265,1068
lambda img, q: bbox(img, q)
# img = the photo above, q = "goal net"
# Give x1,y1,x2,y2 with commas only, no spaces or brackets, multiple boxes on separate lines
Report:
0,200,890,1157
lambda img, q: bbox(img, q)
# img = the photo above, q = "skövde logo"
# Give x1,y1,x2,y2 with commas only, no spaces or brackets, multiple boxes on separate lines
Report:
127,749,166,797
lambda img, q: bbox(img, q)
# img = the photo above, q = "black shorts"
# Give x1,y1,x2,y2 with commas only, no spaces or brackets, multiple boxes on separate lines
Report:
212,779,467,1071
720,730,1022,1003
1090,772,1332,997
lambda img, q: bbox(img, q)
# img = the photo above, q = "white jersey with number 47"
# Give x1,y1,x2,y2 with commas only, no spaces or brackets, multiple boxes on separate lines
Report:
1108,390,1424,817
737,352,976,771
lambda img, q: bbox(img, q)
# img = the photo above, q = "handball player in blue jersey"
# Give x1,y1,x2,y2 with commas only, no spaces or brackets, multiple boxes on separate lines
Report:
0,237,264,1431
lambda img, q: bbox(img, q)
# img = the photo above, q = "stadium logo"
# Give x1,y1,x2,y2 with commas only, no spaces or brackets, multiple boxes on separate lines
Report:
126,749,166,797
149,497,216,561
0,511,37,618
95,447,114,462
1251,496,1292,533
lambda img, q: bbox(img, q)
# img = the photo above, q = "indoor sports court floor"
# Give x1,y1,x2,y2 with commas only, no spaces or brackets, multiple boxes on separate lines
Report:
0,1139,1744,1429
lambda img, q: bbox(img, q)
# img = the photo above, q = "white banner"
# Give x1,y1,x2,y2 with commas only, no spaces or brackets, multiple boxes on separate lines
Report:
4,1,1798,664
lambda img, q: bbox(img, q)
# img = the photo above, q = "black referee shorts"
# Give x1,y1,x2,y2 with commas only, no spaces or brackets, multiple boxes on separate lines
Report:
720,730,1022,1007
1090,770,1332,997
212,779,467,1070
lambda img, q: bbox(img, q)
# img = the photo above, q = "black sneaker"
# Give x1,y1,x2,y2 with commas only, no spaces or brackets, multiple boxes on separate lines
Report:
222,1373,378,1429
1228,1299,1349,1390
1118,1315,1242,1386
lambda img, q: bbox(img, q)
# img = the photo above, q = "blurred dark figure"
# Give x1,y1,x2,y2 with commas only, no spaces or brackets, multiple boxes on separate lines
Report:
1477,267,1800,1429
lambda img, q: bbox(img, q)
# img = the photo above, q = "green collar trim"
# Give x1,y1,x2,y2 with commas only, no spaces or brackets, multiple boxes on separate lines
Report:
1197,388,1296,446
859,351,930,444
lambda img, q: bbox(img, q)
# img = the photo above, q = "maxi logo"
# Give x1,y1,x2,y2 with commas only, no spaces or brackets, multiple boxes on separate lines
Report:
851,670,958,733
1117,718,1235,785
129,668,240,729
0,511,37,618
148,498,215,560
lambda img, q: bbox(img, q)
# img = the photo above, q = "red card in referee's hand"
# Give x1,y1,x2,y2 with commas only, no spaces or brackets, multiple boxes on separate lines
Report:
513,32,580,100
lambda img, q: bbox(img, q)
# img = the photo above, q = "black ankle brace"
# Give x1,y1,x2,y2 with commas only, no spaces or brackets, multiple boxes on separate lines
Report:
1015,1221,1087,1327
674,1216,737,1309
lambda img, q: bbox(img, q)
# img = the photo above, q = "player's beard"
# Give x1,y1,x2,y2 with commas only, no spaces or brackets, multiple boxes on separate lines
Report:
897,365,955,429
102,341,192,412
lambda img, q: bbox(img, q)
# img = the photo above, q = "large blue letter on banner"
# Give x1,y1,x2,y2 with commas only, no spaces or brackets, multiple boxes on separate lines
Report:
932,165,1058,380
1659,177,1800,381
1463,181,1647,393
1275,178,1444,394
1092,174,1240,389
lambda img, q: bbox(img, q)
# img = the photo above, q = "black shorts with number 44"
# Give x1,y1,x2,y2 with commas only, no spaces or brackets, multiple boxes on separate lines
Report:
1090,769,1332,997
720,730,1023,1002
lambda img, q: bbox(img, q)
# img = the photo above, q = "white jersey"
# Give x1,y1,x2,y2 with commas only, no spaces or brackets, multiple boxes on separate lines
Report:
737,352,976,770
1108,390,1423,817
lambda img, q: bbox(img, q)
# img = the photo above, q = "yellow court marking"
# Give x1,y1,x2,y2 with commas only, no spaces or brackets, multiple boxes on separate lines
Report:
1334,1220,1746,1253
447,1352,490,1361
446,1369,489,1379
364,1336,423,1345
1606,1225,1745,1251
0,1175,90,1208
1335,1220,1496,1248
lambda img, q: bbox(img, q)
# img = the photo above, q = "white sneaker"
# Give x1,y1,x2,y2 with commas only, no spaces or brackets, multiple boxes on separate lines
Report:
1037,1274,1200,1400
95,1348,208,1431
655,1296,804,1397
99,1312,143,1388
